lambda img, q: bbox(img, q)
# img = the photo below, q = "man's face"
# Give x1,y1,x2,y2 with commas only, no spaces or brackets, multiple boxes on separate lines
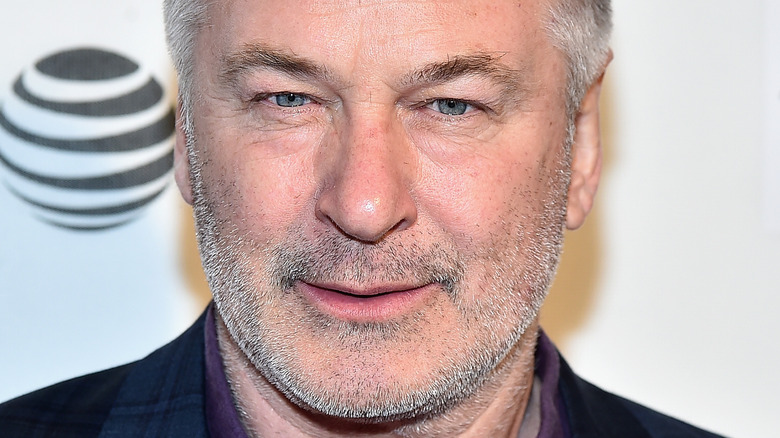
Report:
183,0,573,421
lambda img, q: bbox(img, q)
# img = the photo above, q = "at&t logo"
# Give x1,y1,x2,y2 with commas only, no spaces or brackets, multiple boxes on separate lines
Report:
0,48,174,231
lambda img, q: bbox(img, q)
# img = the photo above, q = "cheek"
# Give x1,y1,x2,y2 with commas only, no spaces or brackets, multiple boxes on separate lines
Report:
414,155,536,250
416,130,564,243
196,133,317,236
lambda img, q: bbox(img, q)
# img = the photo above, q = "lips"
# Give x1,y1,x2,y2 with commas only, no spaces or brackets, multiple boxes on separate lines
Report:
297,281,436,323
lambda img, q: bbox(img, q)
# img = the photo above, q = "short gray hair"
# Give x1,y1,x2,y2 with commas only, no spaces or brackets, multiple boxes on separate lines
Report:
163,0,612,129
547,0,612,117
163,0,209,136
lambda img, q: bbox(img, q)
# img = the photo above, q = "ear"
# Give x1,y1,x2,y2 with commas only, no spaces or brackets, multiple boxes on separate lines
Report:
565,62,610,230
174,99,194,205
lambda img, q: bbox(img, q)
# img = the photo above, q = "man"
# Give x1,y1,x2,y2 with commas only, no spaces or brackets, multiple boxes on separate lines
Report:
0,0,725,437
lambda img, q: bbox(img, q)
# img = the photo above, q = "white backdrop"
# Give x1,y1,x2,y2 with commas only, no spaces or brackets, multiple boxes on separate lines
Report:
0,0,208,404
1,2,778,437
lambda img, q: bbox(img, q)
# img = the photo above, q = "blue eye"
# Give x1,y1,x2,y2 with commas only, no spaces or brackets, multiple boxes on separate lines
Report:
271,93,311,107
431,99,470,116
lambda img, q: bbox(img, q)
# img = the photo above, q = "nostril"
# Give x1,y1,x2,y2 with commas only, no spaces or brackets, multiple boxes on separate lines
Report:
315,189,416,243
313,120,418,243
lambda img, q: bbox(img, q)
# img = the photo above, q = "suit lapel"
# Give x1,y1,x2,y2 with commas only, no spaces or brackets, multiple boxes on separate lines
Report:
98,311,209,438
557,355,652,438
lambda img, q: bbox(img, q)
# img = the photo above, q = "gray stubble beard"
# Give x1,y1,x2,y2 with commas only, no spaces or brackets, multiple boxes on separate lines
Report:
185,126,571,424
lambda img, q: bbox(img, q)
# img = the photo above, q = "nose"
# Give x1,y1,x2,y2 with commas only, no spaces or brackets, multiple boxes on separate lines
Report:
315,114,417,243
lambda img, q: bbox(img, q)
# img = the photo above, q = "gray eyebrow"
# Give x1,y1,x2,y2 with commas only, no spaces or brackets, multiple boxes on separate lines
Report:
401,53,530,96
219,46,530,103
219,43,334,87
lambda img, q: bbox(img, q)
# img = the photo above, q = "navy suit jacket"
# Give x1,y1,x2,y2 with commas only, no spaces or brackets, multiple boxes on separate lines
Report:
0,312,725,437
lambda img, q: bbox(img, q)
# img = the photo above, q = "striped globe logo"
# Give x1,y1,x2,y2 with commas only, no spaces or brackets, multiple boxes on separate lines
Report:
0,48,174,231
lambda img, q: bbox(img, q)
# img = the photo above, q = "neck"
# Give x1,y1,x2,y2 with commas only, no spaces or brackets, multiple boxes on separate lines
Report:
216,316,540,438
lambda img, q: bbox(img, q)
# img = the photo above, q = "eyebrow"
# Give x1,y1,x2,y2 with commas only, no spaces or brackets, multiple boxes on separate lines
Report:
219,43,334,87
401,53,531,97
220,45,530,100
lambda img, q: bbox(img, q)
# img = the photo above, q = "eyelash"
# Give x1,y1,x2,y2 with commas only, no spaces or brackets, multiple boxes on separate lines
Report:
248,92,489,120
419,98,491,123
250,92,315,106
426,99,477,115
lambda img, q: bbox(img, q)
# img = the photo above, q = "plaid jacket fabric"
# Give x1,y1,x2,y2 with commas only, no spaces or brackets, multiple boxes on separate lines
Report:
0,309,724,438
0,314,209,437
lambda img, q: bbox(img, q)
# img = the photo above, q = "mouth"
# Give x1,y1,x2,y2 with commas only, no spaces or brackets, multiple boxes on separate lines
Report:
297,281,437,323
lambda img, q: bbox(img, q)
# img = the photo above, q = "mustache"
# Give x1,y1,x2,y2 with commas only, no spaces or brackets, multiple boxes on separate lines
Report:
266,230,464,296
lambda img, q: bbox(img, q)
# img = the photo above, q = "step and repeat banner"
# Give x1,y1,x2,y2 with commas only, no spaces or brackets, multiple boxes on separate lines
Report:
0,1,209,401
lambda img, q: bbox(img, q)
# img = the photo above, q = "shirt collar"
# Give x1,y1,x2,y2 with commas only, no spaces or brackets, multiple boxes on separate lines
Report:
534,329,571,438
204,303,250,438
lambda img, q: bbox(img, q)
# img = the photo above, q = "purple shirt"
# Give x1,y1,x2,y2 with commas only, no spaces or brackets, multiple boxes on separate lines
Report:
534,328,571,438
203,304,569,437
204,305,249,438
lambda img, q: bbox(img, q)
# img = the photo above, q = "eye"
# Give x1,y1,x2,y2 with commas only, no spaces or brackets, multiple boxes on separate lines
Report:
270,93,311,107
429,99,472,116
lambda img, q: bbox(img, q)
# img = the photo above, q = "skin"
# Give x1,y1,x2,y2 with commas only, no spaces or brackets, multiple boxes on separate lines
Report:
174,0,606,436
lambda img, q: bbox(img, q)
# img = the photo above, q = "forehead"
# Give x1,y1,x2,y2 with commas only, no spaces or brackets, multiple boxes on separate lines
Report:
200,0,560,79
